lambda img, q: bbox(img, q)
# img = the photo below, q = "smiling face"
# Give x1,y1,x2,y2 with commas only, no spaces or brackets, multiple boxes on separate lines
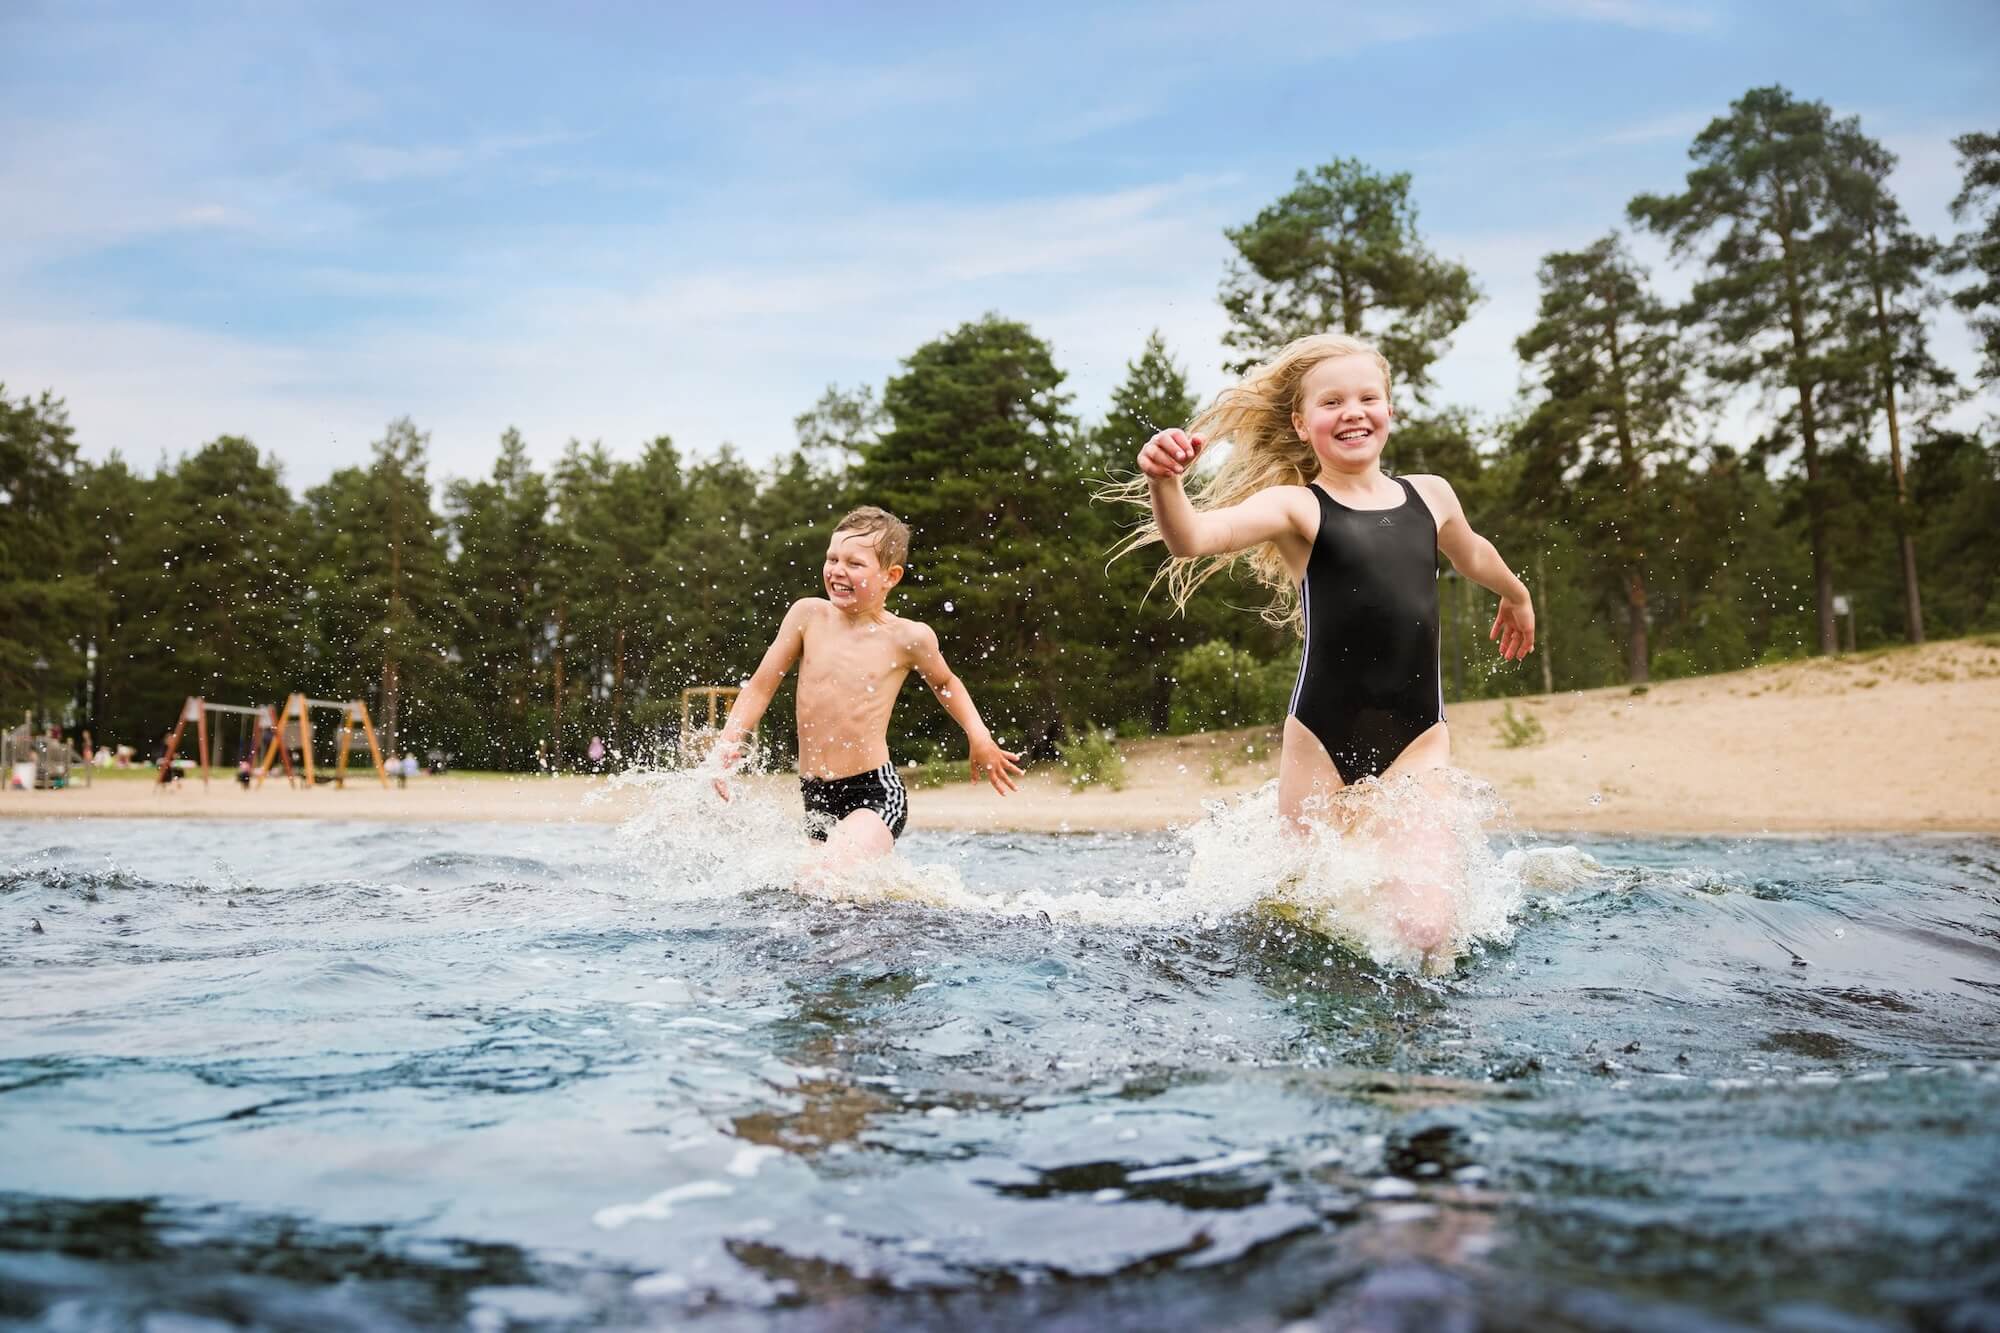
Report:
823,528,902,612
1291,353,1393,476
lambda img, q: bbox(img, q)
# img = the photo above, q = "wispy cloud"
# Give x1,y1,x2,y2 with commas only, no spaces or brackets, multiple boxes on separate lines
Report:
1534,0,1720,34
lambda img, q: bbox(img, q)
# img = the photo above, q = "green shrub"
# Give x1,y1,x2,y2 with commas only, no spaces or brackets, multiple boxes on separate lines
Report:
1168,640,1293,733
1493,702,1546,749
1059,728,1127,790
1648,647,1698,681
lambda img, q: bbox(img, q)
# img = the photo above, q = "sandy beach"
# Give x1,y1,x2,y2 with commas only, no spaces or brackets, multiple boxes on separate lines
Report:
8,639,1998,836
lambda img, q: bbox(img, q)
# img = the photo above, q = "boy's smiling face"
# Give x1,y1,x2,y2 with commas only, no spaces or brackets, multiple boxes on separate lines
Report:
823,529,902,612
1293,353,1393,474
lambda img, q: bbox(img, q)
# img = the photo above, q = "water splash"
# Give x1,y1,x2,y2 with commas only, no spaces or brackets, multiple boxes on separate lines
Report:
605,762,1599,972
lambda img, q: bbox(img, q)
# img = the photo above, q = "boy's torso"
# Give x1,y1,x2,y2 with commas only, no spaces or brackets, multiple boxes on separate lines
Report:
793,601,925,780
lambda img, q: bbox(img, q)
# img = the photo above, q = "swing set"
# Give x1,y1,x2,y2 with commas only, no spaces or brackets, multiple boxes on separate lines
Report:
157,697,276,788
254,693,389,788
156,693,389,789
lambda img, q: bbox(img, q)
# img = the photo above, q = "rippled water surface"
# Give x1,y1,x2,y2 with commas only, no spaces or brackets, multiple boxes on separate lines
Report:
2,815,1998,1331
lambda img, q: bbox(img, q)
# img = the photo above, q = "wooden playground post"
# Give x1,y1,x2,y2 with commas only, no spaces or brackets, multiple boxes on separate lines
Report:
328,699,389,788
679,686,744,764
157,697,214,788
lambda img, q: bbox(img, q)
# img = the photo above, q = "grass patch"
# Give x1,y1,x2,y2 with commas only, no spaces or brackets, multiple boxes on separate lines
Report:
901,752,966,789
1493,702,1546,750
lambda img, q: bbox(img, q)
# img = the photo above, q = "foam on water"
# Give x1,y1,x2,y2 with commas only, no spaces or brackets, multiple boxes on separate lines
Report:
605,762,1603,970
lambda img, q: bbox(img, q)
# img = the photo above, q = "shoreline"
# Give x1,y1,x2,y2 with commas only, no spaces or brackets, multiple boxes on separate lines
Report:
6,640,1998,838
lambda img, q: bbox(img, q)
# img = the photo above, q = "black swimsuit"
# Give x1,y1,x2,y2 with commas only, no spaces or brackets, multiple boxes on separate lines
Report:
1288,477,1444,784
800,762,909,841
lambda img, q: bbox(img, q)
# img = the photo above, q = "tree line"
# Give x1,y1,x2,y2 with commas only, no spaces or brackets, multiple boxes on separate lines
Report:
3,87,1996,770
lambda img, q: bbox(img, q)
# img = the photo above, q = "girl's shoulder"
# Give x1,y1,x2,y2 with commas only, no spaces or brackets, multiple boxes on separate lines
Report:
1261,483,1325,529
1395,474,1460,524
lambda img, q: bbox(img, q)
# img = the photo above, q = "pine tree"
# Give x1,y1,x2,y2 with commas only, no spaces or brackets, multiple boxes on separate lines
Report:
851,315,1079,749
301,418,450,758
1219,158,1479,396
445,428,551,768
0,387,100,722
70,454,146,744
1087,332,1249,729
1826,123,1954,644
1514,235,1695,682
649,447,765,747
1946,131,2000,384
1630,86,1862,655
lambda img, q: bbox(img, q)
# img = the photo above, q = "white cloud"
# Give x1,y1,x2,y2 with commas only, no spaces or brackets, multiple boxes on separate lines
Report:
4,171,1247,489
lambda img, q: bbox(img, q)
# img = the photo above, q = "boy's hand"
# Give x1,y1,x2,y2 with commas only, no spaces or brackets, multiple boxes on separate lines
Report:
709,737,745,802
967,733,1026,796
1490,593,1536,661
1138,429,1205,480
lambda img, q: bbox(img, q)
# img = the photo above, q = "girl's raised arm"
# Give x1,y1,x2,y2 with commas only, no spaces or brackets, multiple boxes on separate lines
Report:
1140,429,1305,559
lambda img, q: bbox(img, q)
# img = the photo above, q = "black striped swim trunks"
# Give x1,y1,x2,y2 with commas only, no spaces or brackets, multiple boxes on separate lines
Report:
800,762,909,841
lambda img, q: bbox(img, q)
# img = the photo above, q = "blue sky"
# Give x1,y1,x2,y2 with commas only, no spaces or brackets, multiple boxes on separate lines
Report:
3,0,1996,489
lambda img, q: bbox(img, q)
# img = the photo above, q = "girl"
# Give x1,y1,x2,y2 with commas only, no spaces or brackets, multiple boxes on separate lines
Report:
1123,332,1534,963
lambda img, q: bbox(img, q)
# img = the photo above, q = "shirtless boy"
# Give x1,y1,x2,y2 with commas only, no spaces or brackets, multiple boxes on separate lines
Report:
708,506,1024,865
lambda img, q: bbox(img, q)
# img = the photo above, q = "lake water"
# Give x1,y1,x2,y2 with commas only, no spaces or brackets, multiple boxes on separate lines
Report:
3,792,1997,1330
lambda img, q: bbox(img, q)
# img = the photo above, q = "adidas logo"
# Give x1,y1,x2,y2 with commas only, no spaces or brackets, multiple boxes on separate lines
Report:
1377,516,1395,526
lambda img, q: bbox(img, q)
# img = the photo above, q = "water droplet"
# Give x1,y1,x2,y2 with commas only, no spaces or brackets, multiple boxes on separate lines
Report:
943,601,955,612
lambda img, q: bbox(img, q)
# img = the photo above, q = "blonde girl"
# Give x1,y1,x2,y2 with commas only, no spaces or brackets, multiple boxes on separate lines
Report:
1124,330,1534,836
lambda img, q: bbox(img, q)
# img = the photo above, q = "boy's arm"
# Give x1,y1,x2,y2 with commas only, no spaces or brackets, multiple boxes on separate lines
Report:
1140,430,1307,558
1421,477,1536,662
907,623,1024,795
710,599,812,798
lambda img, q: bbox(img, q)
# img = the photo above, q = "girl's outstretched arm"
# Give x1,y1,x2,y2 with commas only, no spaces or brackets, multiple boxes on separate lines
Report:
1421,477,1536,662
1140,429,1307,558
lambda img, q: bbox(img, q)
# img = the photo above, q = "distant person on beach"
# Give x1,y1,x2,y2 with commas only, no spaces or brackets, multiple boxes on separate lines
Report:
1120,332,1533,967
708,505,1024,868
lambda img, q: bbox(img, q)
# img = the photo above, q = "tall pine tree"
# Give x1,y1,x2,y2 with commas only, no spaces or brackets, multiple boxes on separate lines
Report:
1946,131,2000,384
0,387,99,723
1514,235,1694,682
852,315,1078,749
1630,86,1860,655
1826,123,1954,644
445,428,551,768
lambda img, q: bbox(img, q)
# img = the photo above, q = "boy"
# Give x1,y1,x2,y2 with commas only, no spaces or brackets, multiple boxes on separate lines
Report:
709,505,1023,866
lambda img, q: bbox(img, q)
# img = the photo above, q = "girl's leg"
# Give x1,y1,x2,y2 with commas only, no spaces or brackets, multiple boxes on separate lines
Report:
1277,716,1344,834
1380,723,1459,971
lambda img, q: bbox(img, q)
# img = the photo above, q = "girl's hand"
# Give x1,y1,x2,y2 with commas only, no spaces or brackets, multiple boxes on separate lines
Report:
1138,429,1205,480
1490,594,1536,662
967,734,1026,796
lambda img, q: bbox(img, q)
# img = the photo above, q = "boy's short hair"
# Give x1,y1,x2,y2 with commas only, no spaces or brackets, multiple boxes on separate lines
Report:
832,505,910,568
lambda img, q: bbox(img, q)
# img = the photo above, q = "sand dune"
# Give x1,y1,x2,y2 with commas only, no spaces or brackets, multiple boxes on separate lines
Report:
7,639,1998,836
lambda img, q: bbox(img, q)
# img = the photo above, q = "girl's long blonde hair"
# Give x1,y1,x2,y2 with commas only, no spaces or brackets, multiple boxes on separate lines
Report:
1105,332,1393,633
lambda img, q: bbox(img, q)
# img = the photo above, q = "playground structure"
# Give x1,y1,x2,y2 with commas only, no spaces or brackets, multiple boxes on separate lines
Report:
157,697,276,788
679,686,745,765
3,713,90,790
254,693,389,788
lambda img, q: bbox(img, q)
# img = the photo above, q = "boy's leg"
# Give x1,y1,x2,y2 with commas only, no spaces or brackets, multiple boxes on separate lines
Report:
814,809,896,872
